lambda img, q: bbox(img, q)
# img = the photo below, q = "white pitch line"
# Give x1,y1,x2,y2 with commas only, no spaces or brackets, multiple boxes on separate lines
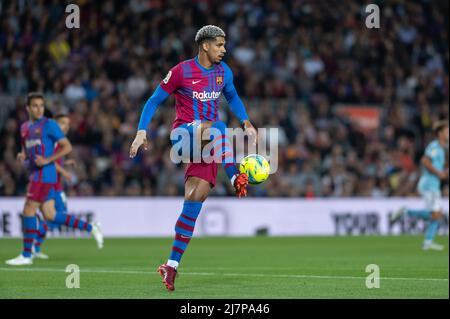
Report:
0,267,447,282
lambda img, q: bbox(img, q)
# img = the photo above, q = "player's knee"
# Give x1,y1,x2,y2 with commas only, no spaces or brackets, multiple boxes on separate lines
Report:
431,211,443,220
42,211,56,221
41,204,56,221
185,191,207,202
23,200,38,216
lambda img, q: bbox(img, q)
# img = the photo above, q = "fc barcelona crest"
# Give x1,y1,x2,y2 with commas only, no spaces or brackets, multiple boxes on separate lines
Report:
216,76,223,85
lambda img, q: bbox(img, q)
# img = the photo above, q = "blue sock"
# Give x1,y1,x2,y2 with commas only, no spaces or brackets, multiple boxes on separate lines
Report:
425,220,440,241
169,201,203,264
210,121,238,182
22,216,37,257
407,209,430,220
52,210,92,232
35,219,49,253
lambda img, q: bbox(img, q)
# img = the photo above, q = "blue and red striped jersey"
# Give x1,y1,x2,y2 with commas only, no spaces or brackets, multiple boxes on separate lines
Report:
20,116,65,183
160,57,238,129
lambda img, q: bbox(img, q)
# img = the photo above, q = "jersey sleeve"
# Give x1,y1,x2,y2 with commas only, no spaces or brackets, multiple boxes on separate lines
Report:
137,85,170,130
46,119,65,142
137,64,182,131
425,143,438,161
159,64,183,95
222,63,249,123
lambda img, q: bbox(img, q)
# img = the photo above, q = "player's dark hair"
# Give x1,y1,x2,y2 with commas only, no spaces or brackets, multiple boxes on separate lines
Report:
55,113,69,120
433,120,448,136
26,92,45,105
195,25,226,46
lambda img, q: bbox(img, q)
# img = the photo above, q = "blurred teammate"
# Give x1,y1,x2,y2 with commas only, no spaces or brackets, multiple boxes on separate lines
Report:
6,94,103,266
392,121,449,250
32,114,104,260
130,25,257,291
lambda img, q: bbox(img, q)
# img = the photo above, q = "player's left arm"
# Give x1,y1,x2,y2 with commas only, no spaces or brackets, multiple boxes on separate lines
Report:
55,162,73,180
35,120,72,167
17,145,27,162
222,64,257,145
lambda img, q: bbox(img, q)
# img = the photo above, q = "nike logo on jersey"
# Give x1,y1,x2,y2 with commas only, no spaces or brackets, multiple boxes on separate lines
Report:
192,80,202,84
180,235,191,239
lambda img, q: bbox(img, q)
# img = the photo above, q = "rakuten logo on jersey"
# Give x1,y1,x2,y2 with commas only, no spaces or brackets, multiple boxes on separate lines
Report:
192,91,221,102
25,139,42,148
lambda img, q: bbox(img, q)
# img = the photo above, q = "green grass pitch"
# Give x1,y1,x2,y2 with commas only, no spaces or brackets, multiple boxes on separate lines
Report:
0,236,448,299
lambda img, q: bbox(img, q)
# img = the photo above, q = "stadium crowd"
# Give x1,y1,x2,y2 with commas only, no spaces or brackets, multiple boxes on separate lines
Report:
0,0,448,198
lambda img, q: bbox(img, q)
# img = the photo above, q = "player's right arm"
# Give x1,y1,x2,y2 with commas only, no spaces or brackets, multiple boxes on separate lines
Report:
55,162,73,180
421,143,447,180
421,155,448,180
17,146,27,162
130,65,182,158
35,120,72,167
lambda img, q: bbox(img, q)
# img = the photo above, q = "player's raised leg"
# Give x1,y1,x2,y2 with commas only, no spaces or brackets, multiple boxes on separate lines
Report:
208,120,248,197
42,191,104,249
158,176,211,291
390,206,431,222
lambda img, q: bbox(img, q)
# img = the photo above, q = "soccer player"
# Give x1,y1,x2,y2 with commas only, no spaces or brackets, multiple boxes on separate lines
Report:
6,93,102,266
129,25,257,291
391,121,449,250
32,114,104,260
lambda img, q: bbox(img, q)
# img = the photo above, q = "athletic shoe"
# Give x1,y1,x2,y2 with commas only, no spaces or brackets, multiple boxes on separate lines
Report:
91,222,104,249
5,254,33,266
234,173,249,198
423,241,444,251
33,252,49,260
157,264,177,291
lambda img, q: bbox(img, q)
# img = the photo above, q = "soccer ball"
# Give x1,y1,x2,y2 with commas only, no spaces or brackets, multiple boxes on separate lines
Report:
239,154,270,185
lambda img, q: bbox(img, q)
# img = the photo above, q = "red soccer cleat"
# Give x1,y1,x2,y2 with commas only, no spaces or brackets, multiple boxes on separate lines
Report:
157,264,177,291
234,173,249,198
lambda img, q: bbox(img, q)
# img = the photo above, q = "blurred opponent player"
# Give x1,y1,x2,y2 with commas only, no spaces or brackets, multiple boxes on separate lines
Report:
6,94,103,266
392,121,449,250
129,25,257,291
32,114,104,260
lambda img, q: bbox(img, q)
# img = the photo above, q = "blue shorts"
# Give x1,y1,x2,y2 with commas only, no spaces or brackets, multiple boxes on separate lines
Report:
170,120,201,161
46,190,68,212
170,120,218,187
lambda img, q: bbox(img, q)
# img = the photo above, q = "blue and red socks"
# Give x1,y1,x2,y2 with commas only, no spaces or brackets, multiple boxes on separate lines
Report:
22,216,37,257
210,121,238,184
52,210,92,232
167,201,203,269
34,218,50,253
